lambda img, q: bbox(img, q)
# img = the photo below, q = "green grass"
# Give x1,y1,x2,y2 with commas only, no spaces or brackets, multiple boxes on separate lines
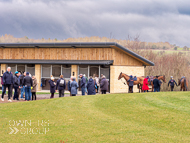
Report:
1,92,190,143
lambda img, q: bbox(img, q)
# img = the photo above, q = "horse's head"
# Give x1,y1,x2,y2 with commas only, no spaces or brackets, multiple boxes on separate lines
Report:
118,72,123,80
163,75,166,83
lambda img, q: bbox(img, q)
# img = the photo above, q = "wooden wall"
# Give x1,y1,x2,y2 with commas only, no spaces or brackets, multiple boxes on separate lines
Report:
0,47,144,66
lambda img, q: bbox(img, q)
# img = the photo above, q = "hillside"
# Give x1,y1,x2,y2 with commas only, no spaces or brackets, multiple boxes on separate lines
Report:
1,92,190,143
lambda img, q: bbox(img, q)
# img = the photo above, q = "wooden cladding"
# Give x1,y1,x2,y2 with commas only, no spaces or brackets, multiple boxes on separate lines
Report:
0,47,143,66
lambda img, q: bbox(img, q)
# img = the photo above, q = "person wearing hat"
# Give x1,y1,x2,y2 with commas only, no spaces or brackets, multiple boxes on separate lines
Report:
1,67,13,102
13,71,20,100
70,77,79,96
79,74,86,95
127,75,134,93
153,76,160,92
49,75,56,98
168,76,177,91
23,72,33,101
142,76,149,92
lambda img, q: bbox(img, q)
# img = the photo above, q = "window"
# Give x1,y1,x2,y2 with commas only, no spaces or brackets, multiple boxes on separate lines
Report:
17,64,25,72
62,65,71,78
27,64,35,76
100,65,110,79
42,65,51,77
79,65,88,78
52,65,61,78
90,66,99,78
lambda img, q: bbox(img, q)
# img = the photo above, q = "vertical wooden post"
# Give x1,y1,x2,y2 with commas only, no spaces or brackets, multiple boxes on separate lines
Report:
35,64,41,91
71,65,78,82
1,64,7,76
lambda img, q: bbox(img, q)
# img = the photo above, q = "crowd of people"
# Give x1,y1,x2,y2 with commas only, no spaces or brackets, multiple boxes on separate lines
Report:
1,67,37,102
0,67,109,102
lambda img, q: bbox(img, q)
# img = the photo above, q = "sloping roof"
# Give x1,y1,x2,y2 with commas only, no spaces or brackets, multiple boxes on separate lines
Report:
0,42,154,66
0,59,113,65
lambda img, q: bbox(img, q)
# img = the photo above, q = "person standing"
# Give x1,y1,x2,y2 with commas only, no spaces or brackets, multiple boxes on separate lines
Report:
49,76,56,98
70,77,79,96
20,72,26,100
95,76,100,93
99,74,104,94
56,75,66,97
127,75,134,93
79,74,86,95
84,74,88,95
68,76,73,96
31,75,37,100
153,76,160,92
87,76,97,95
168,76,177,91
100,75,108,94
1,73,6,95
1,67,13,102
23,72,33,101
13,71,20,100
142,76,149,92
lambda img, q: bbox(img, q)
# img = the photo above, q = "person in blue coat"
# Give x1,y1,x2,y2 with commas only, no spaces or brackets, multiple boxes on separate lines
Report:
79,74,86,95
68,76,73,96
49,76,56,98
70,77,79,96
56,75,66,97
127,75,134,93
1,67,14,102
168,76,177,91
87,76,97,95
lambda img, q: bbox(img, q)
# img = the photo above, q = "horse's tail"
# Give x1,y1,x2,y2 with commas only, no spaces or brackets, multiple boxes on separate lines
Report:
184,78,187,91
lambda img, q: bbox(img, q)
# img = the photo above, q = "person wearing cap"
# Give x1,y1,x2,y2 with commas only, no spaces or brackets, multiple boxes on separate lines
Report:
153,76,160,92
79,74,86,95
1,67,13,102
23,72,33,101
49,75,56,98
142,76,149,92
127,75,134,93
168,76,177,91
13,71,20,100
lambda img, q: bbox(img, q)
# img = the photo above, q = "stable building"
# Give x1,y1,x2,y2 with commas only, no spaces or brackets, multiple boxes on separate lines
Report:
0,42,154,93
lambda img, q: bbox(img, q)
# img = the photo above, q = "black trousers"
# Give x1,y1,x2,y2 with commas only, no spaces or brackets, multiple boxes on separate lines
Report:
59,90,64,97
32,92,36,100
2,84,12,100
72,94,76,96
50,93,54,98
129,86,133,93
13,87,19,100
96,86,99,93
171,86,174,91
101,90,106,94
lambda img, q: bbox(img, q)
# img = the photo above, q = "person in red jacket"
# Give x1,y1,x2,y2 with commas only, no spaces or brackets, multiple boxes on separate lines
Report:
142,76,149,92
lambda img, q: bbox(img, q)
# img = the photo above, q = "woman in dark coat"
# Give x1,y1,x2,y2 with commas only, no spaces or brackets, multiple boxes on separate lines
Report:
87,76,97,95
70,77,79,96
49,76,56,98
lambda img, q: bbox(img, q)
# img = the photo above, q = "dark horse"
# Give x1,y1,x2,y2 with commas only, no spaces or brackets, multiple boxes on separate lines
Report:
118,72,145,93
178,78,188,91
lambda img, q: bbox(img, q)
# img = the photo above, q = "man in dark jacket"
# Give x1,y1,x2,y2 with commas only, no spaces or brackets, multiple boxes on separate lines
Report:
168,76,177,91
153,76,160,92
100,76,108,94
23,72,33,101
56,75,66,97
1,67,13,102
80,74,86,95
19,72,25,99
127,75,134,93
13,71,20,100
87,76,97,95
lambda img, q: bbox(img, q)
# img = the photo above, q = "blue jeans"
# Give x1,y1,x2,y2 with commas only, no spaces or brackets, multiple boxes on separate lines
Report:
81,87,85,95
85,84,87,93
2,85,6,94
13,87,18,100
154,87,160,92
25,86,31,101
21,86,25,98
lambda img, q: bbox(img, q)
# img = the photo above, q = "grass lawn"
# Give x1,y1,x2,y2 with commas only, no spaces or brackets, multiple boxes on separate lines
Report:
1,92,190,143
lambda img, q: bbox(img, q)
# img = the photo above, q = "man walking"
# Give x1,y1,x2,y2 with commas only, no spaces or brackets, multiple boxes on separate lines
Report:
168,76,177,91
23,72,33,101
56,75,66,97
1,67,13,102
153,76,160,92
79,74,86,95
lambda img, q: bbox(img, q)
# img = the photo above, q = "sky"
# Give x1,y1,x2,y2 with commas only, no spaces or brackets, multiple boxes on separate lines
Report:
0,0,190,46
